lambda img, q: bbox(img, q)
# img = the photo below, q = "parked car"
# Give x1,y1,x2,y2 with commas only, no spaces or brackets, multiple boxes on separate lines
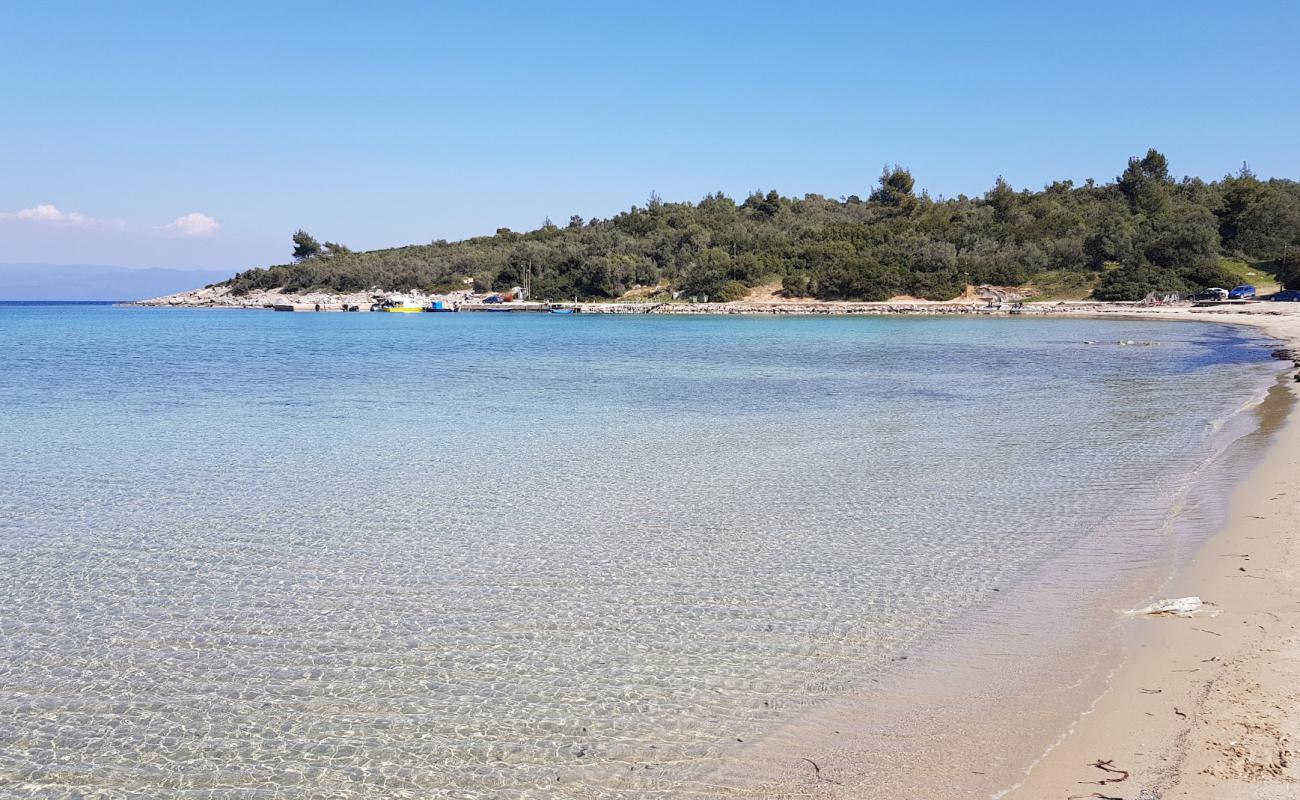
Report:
1189,288,1229,301
1270,289,1300,302
1228,284,1256,299
482,294,504,304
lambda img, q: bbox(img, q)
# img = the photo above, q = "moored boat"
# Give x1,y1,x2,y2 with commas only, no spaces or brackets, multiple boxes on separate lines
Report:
376,295,424,312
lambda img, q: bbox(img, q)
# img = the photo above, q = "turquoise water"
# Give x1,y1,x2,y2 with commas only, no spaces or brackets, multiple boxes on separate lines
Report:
0,305,1282,798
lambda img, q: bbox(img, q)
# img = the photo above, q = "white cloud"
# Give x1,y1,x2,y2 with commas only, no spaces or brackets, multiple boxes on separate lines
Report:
3,204,221,237
1,204,96,226
162,212,221,238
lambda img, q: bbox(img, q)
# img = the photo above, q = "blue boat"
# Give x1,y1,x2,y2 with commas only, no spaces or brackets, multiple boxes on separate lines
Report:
550,308,578,314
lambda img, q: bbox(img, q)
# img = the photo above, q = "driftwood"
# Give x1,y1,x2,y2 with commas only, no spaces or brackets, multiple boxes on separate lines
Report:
1081,759,1130,785
800,757,842,785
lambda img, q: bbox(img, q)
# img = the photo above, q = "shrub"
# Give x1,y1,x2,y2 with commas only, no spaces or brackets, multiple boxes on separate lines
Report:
717,280,750,303
782,273,811,297
1092,261,1189,301
1275,253,1300,290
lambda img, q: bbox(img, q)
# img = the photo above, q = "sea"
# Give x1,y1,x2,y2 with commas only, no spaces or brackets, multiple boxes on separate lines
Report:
0,303,1288,798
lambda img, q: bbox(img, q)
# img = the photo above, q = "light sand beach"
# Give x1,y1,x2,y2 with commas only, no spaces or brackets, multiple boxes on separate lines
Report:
684,305,1300,799
995,307,1300,800
654,303,1300,799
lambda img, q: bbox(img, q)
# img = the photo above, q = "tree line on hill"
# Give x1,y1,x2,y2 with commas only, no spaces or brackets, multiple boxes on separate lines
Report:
223,150,1300,302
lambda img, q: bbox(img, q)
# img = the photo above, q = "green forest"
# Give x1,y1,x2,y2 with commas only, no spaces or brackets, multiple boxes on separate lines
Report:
223,150,1300,302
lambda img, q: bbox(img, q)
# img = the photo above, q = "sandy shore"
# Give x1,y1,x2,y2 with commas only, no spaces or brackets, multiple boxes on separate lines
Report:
700,305,1300,800
989,307,1300,800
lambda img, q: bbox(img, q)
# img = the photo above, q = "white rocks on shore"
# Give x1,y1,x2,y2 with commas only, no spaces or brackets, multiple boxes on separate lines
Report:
132,286,478,311
135,283,1137,316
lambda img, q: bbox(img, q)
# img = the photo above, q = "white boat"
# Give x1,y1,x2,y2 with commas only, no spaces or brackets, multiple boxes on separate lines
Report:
376,295,424,313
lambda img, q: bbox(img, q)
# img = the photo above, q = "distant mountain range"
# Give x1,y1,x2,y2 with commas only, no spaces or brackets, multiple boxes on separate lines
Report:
0,263,233,301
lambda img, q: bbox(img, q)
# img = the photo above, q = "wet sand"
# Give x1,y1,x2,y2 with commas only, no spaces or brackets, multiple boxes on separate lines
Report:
701,305,1300,799
997,307,1300,799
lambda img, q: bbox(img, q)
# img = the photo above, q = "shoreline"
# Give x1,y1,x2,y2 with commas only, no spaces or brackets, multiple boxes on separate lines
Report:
995,310,1300,800
697,314,1300,800
130,284,1148,316
759,309,1300,800
131,284,1298,322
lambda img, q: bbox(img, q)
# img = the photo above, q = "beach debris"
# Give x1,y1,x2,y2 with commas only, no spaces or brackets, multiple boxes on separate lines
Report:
1083,759,1130,786
1174,707,1188,719
1125,596,1215,618
800,757,842,785
1068,762,1132,797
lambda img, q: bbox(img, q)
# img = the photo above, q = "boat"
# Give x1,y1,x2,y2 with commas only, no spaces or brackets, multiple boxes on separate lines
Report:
549,307,578,314
424,300,456,312
377,295,424,313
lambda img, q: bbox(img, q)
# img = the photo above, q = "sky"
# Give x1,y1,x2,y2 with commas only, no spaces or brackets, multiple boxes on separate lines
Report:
1,0,1298,272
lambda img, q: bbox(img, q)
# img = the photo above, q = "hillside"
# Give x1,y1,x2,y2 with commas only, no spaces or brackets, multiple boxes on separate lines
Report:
222,150,1300,302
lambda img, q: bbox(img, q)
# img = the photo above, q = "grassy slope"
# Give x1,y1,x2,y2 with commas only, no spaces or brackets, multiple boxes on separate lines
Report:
1217,258,1279,293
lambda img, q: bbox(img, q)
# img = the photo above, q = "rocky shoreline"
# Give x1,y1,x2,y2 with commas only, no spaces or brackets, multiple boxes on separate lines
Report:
579,299,1128,315
133,284,1146,316
132,285,1300,325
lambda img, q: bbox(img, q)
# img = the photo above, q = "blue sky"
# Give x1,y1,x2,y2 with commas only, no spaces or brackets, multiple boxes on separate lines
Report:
1,1,1297,271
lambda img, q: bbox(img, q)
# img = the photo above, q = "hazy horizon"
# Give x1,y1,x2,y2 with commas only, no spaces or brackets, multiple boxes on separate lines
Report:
0,263,233,301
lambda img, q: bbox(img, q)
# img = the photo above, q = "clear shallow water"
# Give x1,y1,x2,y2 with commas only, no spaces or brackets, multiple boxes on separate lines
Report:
0,305,1282,798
